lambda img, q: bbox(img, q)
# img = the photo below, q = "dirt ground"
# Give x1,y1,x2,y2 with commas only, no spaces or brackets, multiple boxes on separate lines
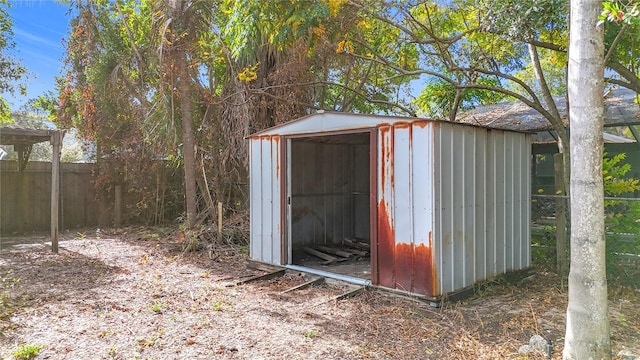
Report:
1,228,638,360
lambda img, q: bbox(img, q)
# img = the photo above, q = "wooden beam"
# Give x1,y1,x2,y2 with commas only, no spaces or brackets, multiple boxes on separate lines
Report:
246,259,283,273
314,286,367,306
316,246,354,258
343,238,370,250
334,286,366,300
280,277,325,294
234,269,286,285
303,247,337,264
50,131,63,254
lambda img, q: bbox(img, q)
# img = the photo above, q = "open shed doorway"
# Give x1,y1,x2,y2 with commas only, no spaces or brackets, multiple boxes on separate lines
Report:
286,131,374,280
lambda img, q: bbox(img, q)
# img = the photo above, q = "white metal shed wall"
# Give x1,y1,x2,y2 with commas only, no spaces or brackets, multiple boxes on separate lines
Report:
434,123,531,295
376,122,437,296
249,135,283,264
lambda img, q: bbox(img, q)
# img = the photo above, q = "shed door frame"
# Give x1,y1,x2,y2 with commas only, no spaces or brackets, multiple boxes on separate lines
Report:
282,129,378,276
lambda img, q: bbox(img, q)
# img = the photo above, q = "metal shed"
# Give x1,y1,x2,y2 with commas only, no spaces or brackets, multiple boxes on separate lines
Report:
248,111,531,300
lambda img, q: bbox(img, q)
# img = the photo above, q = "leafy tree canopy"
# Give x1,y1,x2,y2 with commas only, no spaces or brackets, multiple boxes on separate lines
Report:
0,0,27,123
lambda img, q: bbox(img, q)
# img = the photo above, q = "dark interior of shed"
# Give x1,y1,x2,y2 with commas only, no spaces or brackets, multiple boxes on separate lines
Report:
288,132,372,279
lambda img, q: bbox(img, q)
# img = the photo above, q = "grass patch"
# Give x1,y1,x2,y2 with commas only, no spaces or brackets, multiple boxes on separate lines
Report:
12,343,42,359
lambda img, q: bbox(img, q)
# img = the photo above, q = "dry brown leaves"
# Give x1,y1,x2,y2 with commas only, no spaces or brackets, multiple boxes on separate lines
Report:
0,228,638,359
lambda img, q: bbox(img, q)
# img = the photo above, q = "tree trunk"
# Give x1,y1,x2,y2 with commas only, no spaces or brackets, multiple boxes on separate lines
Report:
527,43,572,195
177,53,198,229
564,0,610,358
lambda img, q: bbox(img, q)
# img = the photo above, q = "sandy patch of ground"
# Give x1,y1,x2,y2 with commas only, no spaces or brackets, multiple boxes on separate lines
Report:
0,228,638,359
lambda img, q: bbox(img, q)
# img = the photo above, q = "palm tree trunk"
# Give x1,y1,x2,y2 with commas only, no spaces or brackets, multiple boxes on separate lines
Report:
177,53,197,229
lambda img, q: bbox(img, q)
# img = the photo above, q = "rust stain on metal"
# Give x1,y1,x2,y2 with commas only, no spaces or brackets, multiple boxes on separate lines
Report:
393,241,435,297
414,243,434,296
384,126,394,187
429,231,437,296
379,125,392,187
394,243,414,292
414,120,430,129
377,200,395,288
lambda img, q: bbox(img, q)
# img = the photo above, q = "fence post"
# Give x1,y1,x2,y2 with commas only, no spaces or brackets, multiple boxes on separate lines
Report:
114,184,122,228
554,153,568,275
217,201,223,237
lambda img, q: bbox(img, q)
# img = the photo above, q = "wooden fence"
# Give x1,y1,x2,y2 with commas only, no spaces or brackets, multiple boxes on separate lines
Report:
0,160,105,235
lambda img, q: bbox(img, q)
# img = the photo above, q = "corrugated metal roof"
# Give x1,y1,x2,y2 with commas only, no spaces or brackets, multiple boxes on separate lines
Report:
248,111,424,138
457,88,640,131
249,110,529,138
603,132,636,143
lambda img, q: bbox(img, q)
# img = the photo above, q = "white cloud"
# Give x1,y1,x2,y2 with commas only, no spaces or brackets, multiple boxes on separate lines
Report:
14,27,64,51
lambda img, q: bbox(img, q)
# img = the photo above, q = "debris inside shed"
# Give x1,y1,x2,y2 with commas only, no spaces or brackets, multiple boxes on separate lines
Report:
293,238,372,280
343,237,370,250
301,238,370,266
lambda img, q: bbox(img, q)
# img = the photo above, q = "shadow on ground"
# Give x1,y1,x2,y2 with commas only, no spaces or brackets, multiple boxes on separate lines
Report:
0,236,120,334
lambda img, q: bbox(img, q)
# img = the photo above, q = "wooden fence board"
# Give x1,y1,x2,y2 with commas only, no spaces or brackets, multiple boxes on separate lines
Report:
0,161,99,234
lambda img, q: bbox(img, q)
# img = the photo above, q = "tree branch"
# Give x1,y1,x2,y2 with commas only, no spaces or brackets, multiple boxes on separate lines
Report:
348,0,478,45
528,44,562,121
607,60,640,93
604,24,628,64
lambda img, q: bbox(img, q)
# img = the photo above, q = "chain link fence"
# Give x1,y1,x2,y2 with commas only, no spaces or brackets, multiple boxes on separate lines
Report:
531,194,640,289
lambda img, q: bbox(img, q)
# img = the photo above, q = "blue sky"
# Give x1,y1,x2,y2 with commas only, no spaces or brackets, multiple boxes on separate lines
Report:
5,0,71,110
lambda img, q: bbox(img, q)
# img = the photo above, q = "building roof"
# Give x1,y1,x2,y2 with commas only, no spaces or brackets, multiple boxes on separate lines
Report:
457,88,640,131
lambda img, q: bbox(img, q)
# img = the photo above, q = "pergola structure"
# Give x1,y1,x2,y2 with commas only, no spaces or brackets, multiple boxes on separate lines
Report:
0,127,64,253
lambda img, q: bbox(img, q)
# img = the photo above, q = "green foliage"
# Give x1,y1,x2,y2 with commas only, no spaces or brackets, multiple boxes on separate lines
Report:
11,343,42,360
211,300,227,312
52,0,639,234
603,153,640,196
599,1,640,95
602,153,640,234
481,0,568,42
58,1,185,224
601,153,640,288
25,91,60,122
413,79,507,118
149,300,167,314
618,314,629,327
600,1,640,25
303,328,319,338
530,225,558,272
0,0,28,123
223,0,330,62
510,50,567,98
